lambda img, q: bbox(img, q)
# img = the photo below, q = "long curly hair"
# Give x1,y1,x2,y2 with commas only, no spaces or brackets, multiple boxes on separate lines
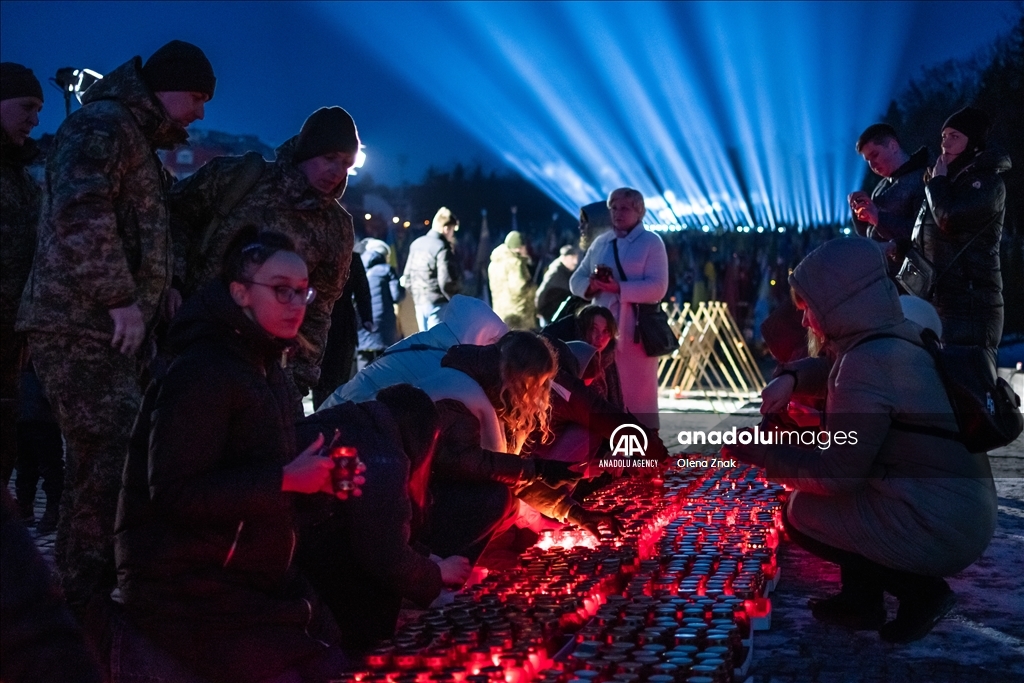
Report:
494,331,558,453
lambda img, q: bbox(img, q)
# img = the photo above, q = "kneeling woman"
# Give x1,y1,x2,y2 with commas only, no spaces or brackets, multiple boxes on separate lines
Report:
116,228,348,683
724,238,996,644
295,384,471,654
422,331,617,557
544,304,623,407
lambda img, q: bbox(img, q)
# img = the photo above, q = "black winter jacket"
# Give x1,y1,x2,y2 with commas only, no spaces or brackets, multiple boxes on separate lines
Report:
854,147,929,244
358,250,405,351
295,401,442,652
542,315,624,409
431,344,528,484
319,252,371,401
404,230,461,308
115,282,339,683
536,260,575,323
912,148,1010,348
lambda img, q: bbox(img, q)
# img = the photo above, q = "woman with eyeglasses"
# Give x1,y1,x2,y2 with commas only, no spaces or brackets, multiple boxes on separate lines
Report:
114,226,351,683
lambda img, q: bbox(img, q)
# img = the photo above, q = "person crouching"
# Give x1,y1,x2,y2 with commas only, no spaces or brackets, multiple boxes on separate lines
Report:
115,227,350,683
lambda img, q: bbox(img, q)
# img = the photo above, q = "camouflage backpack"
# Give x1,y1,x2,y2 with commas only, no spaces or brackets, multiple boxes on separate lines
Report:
185,151,267,293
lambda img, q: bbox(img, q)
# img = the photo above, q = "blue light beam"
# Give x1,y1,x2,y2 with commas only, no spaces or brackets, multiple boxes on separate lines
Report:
324,1,929,230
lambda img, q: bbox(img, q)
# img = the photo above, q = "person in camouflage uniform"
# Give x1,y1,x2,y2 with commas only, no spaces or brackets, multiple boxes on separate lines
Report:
170,106,357,403
15,41,215,614
0,63,44,487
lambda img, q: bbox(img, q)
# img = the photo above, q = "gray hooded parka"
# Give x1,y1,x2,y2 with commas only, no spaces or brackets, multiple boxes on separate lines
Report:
768,238,996,577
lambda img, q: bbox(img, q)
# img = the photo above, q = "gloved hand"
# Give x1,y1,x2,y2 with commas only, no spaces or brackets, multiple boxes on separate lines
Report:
567,505,622,539
532,458,582,488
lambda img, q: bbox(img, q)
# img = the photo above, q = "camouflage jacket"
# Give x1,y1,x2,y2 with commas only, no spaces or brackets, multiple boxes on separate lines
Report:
168,136,354,394
16,58,184,343
0,130,41,330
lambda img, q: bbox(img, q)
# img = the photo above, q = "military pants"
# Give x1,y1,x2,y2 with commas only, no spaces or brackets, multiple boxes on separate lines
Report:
28,332,142,613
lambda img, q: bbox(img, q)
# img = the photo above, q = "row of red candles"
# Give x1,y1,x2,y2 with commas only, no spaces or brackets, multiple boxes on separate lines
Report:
338,464,786,683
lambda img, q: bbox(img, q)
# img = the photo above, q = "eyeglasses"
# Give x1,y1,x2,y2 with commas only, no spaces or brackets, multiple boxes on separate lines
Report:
244,281,317,306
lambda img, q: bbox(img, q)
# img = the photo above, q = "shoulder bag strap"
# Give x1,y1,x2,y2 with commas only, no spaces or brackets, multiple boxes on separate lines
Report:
848,331,961,441
611,238,643,343
610,237,627,282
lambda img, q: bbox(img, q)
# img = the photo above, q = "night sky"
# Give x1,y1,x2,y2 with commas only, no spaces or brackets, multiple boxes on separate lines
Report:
1,1,1016,200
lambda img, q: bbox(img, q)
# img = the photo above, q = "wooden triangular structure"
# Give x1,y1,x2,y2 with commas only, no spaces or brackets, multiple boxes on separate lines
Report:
658,302,766,402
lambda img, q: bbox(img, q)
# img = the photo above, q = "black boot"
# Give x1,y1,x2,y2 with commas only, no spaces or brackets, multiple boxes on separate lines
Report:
880,579,955,643
808,591,887,630
808,560,886,630
36,498,60,535
17,417,64,535
15,496,35,525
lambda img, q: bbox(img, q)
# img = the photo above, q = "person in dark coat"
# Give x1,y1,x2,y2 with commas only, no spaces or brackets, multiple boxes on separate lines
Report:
404,207,462,330
543,306,624,412
536,244,582,325
579,201,612,250
356,238,405,371
0,62,45,488
115,228,349,683
1,63,64,534
538,308,668,473
295,384,469,654
910,106,1009,361
849,124,929,250
314,250,371,409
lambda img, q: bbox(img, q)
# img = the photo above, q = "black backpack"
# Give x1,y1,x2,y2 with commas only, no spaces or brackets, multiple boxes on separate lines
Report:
851,330,1023,453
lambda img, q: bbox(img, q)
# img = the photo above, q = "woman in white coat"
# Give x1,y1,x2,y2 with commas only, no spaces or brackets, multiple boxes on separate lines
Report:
570,188,668,429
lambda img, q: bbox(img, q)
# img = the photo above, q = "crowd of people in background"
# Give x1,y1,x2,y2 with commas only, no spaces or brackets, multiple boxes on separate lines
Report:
0,30,1014,683
378,215,860,359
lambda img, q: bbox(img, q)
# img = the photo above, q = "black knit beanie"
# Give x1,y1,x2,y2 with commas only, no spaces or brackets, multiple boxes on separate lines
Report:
142,40,216,98
293,107,359,163
941,106,990,150
0,63,43,102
